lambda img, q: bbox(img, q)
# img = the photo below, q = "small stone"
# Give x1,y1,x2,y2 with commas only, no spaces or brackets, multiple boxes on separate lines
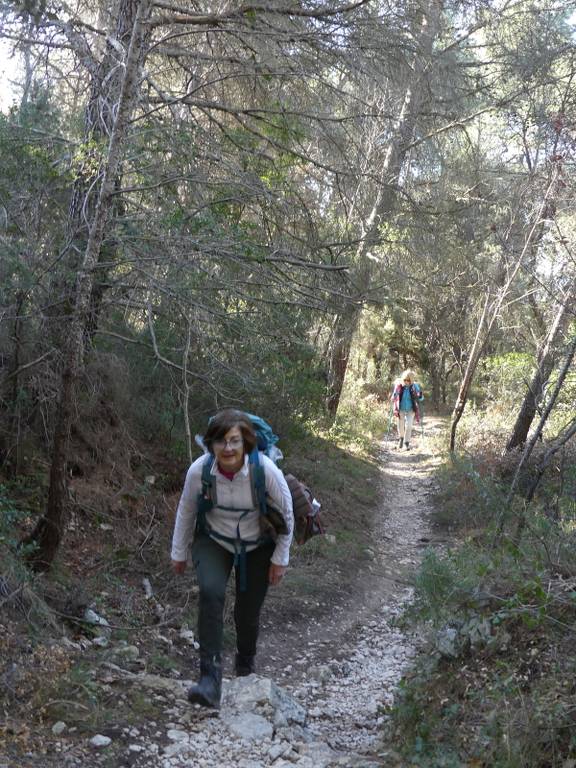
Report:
60,638,81,651
268,743,286,760
308,664,331,683
166,729,189,742
273,710,289,728
436,624,468,658
83,609,110,628
52,722,67,736
90,734,112,748
163,741,192,759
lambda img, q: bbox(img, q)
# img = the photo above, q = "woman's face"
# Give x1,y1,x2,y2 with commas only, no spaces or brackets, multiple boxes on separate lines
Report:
403,377,411,386
213,425,245,473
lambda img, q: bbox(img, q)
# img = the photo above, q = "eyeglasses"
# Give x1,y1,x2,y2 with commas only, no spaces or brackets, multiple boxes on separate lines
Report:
403,379,411,383
213,437,244,450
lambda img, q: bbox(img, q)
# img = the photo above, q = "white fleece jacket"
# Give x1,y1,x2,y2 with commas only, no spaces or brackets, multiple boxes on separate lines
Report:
171,453,294,566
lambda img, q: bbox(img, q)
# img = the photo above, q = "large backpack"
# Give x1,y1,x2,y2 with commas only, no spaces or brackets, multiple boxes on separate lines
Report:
284,472,324,545
244,413,324,546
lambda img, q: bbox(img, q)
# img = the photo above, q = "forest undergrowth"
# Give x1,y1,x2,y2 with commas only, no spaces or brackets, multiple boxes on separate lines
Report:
388,406,576,768
2,386,576,768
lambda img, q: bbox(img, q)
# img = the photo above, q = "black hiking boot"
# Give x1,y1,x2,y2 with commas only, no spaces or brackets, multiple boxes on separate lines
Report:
405,442,411,450
397,437,403,449
187,654,222,708
235,653,256,677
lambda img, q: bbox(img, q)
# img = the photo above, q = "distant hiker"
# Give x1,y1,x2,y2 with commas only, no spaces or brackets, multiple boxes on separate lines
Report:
392,370,424,450
171,409,294,709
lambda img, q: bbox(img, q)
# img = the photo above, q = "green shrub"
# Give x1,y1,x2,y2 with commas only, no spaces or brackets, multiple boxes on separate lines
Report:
432,454,508,531
392,425,576,767
0,484,32,552
479,353,533,408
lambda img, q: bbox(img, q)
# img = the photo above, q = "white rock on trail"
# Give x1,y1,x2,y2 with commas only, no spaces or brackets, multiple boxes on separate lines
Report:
221,712,274,740
90,734,112,748
51,721,67,736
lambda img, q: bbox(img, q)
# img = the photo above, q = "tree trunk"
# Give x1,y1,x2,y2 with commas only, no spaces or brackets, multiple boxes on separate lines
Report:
428,356,441,410
449,291,490,451
449,163,562,452
8,292,26,475
440,359,459,408
25,0,150,571
504,330,576,508
326,306,360,416
324,0,443,416
496,332,576,544
373,351,383,381
506,285,575,450
48,1,139,349
523,420,576,507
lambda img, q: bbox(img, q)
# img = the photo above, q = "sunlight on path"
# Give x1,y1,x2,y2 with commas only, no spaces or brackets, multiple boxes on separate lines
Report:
284,417,446,757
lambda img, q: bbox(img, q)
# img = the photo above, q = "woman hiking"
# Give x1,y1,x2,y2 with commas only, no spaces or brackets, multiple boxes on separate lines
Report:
392,370,424,450
171,409,294,708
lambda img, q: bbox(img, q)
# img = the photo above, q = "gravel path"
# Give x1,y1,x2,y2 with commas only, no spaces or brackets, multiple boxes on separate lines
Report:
16,420,444,768
286,420,444,757
131,421,444,768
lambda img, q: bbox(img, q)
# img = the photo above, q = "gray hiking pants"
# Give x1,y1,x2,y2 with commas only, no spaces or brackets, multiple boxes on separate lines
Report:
191,534,274,658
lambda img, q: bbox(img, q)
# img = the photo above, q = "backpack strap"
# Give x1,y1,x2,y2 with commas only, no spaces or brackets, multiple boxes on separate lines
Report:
248,448,267,517
201,454,215,497
249,450,289,539
196,454,215,536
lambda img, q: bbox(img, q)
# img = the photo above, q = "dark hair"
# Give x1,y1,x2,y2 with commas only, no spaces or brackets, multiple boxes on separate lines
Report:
203,409,257,455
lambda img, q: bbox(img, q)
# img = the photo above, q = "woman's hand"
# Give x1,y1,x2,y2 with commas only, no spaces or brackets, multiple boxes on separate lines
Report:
172,559,187,575
268,563,287,586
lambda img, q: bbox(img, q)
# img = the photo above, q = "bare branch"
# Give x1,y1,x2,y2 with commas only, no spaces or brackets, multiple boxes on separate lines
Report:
148,1,370,28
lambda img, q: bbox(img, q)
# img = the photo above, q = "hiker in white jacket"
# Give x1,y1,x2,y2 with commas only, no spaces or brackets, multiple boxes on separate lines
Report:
171,409,293,708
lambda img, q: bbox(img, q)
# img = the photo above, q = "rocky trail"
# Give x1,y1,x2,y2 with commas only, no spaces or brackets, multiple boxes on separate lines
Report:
8,419,446,768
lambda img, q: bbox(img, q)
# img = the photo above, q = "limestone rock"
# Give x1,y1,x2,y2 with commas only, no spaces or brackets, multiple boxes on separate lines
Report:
166,729,189,742
113,644,140,661
435,624,468,658
221,712,274,741
90,734,112,748
223,675,307,726
132,673,188,698
51,721,67,736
